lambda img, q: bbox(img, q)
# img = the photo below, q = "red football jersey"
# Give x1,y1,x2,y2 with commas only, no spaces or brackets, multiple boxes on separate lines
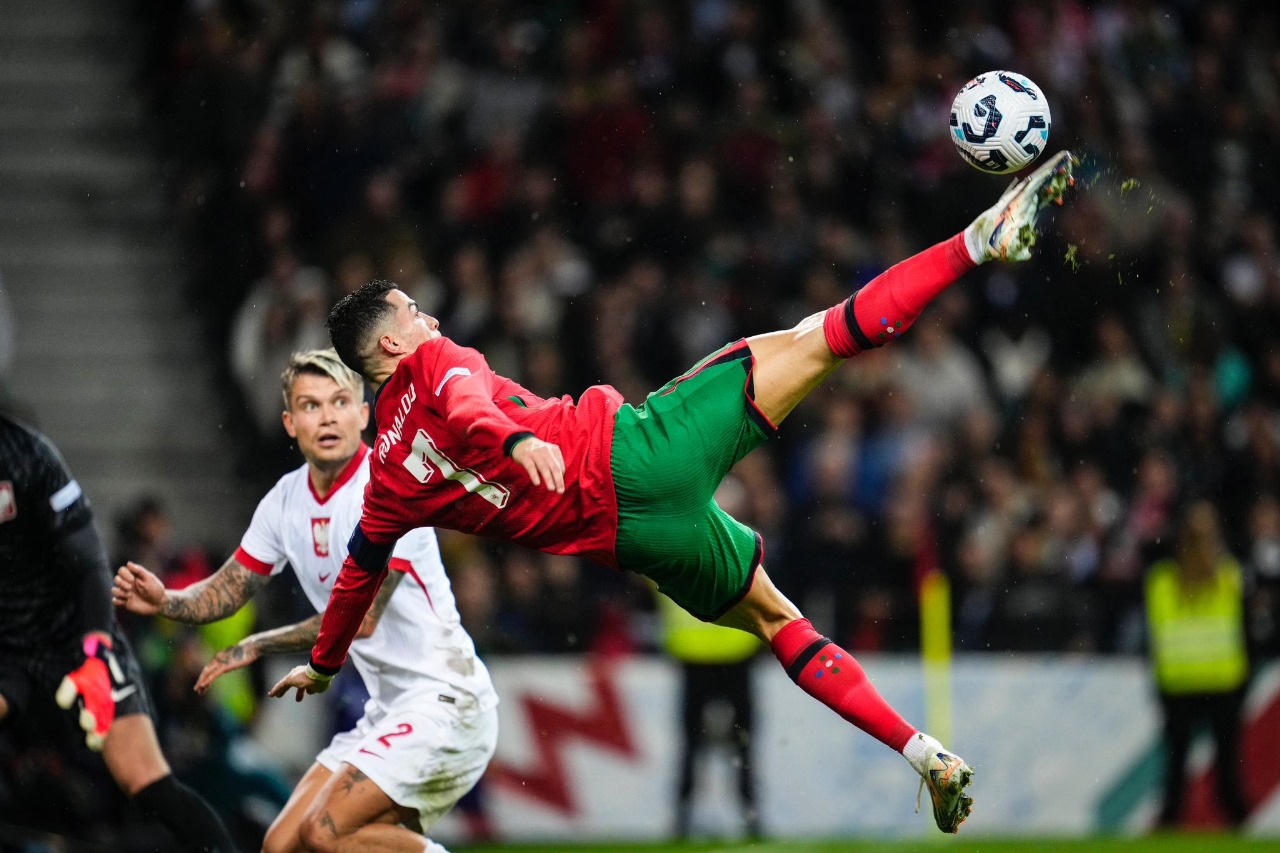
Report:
312,337,624,671
363,337,624,559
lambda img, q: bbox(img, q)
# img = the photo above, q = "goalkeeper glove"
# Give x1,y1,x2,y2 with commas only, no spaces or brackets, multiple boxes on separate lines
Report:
55,634,133,751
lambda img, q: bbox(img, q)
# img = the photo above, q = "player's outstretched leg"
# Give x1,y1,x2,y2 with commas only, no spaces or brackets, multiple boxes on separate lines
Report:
717,568,974,833
747,151,1075,426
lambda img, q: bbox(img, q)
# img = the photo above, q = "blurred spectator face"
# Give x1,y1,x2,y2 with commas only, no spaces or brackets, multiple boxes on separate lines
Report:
1249,496,1280,580
524,340,566,396
626,257,666,300
1095,315,1132,359
335,251,376,296
1178,500,1224,581
959,407,999,457
1045,486,1085,538
1136,451,1176,498
912,319,947,360
270,249,302,286
453,244,492,296
282,371,369,469
810,436,855,500
678,159,718,218
631,162,669,208
978,457,1018,508
502,552,542,606
958,525,1001,585
129,500,172,551
521,164,562,214
365,172,402,219
386,243,426,283
1010,526,1045,575
543,555,581,588
261,204,295,251
452,551,498,625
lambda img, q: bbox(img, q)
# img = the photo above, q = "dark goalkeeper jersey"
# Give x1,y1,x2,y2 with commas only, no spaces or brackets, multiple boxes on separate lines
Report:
0,414,104,650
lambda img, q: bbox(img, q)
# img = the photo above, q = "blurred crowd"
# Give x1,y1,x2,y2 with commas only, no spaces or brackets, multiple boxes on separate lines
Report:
129,0,1280,662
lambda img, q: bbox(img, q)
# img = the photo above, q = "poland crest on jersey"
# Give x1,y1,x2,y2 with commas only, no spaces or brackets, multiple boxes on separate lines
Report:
0,481,15,523
312,517,330,556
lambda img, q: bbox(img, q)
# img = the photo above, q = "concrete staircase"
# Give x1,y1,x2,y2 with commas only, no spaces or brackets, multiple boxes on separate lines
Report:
0,0,251,550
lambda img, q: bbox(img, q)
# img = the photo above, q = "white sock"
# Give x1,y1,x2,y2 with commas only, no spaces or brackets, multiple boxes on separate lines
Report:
962,221,987,265
902,731,945,777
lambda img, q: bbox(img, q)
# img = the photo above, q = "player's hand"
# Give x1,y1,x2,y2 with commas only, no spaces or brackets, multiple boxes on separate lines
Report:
55,633,133,751
112,561,166,616
195,641,260,695
511,437,565,494
267,664,332,703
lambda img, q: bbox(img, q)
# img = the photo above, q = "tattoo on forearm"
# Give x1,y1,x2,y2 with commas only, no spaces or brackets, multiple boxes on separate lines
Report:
367,571,403,624
216,645,249,666
246,613,325,655
319,811,339,838
161,559,268,624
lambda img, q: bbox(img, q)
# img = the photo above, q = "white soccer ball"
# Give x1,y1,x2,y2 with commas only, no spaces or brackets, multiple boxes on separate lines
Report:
950,70,1052,174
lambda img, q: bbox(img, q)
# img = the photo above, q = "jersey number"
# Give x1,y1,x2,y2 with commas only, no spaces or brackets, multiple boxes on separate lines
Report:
358,722,414,758
403,429,511,509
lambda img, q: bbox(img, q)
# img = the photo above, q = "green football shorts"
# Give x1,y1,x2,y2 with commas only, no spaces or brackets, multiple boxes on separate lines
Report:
610,339,777,621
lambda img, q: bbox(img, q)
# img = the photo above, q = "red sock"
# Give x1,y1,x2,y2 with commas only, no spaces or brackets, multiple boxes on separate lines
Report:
823,232,975,358
771,618,916,751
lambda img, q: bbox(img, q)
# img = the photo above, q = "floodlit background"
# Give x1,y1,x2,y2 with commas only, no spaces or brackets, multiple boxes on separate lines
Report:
2,0,1279,850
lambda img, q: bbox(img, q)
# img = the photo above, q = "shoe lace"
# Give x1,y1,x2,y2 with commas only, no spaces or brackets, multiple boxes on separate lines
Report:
915,776,926,814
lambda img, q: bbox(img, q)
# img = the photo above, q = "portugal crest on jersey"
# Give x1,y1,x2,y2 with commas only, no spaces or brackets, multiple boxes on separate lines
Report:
311,517,331,557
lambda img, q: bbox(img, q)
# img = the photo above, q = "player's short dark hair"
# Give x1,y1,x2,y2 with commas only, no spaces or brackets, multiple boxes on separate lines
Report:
327,279,398,378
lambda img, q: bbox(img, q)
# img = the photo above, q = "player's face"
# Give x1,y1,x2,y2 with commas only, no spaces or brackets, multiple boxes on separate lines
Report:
385,288,440,350
282,374,370,467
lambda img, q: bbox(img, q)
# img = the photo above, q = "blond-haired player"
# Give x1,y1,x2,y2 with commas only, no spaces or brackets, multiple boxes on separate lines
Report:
114,349,496,853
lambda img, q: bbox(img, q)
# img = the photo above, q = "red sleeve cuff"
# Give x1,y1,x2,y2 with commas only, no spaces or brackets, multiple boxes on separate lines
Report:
234,546,275,576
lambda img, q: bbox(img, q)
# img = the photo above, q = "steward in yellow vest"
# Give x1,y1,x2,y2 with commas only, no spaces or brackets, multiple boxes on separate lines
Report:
1145,556,1247,695
659,592,761,838
1143,500,1250,828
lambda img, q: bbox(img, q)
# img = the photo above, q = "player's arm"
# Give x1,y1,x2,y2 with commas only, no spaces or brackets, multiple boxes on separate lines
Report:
25,434,132,750
434,344,565,492
112,554,269,625
271,523,394,701
57,523,115,644
195,572,402,693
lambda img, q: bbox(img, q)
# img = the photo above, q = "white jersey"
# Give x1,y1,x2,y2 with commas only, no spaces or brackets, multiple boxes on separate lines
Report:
235,445,496,712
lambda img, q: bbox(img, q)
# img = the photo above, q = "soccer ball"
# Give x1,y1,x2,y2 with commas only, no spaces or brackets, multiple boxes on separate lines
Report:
949,70,1051,174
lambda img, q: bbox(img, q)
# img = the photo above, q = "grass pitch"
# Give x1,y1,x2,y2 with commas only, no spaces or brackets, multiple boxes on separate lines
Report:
461,836,1275,853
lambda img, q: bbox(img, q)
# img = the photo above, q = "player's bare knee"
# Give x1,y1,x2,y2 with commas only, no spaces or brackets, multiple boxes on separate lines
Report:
103,715,170,795
0,693,9,723
261,823,298,853
718,566,801,641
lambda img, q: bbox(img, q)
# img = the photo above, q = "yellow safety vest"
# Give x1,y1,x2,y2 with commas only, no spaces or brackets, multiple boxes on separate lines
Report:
659,592,760,664
1144,558,1248,694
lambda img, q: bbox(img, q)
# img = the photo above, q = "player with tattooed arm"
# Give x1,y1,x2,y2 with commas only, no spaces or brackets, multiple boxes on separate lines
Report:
114,349,496,853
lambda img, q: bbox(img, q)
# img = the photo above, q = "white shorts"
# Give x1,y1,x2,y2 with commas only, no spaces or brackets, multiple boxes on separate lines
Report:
316,691,498,829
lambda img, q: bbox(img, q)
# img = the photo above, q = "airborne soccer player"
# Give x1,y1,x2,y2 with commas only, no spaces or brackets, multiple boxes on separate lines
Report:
114,349,496,853
274,150,1077,834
